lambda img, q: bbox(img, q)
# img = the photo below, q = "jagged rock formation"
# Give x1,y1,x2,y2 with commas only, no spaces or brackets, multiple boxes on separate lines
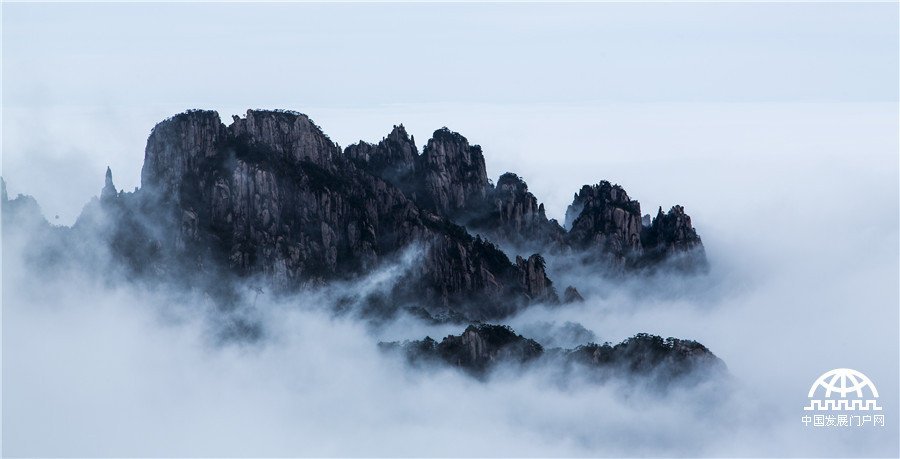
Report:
347,125,489,219
565,182,644,262
563,286,585,303
96,110,556,320
639,205,707,271
2,109,720,383
384,324,544,375
417,127,490,217
4,108,707,321
385,326,723,381
345,124,418,187
229,110,339,169
100,167,117,203
566,333,723,381
342,126,705,272
464,172,567,253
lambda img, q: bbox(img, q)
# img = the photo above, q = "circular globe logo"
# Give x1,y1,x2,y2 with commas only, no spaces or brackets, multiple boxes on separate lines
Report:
808,368,879,399
805,368,882,411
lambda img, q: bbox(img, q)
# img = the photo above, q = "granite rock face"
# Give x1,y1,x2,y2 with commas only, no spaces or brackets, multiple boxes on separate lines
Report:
343,126,705,273
566,181,644,261
639,205,708,271
141,109,226,199
467,172,567,253
493,173,545,232
515,254,553,301
2,108,720,382
7,108,707,321
99,110,558,320
642,205,703,254
229,110,339,170
345,124,418,187
415,127,490,218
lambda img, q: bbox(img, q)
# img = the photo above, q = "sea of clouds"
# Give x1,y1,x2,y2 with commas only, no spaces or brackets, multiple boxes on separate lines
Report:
3,102,897,457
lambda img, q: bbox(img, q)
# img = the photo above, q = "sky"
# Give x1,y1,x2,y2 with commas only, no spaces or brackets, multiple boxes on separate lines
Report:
2,2,899,457
2,2,897,224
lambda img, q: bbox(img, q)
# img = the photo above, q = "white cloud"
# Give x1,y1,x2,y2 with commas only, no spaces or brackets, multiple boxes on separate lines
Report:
2,2,897,456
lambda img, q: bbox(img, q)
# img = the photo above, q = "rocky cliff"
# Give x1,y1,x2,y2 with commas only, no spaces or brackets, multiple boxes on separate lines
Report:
92,110,557,321
345,124,418,188
416,127,490,218
2,108,718,382
342,125,706,274
5,109,707,321
639,205,707,271
565,181,644,262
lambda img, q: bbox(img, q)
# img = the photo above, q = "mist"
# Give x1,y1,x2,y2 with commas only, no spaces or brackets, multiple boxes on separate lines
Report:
3,99,897,457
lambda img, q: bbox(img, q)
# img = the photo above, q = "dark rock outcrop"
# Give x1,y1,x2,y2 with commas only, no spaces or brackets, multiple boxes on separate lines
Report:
100,167,117,203
640,205,707,271
567,333,723,381
563,286,585,303
3,108,722,383
229,109,339,170
562,182,708,271
6,108,708,321
566,181,644,261
387,326,723,381
385,324,544,376
95,110,561,320
141,109,227,199
514,254,554,302
414,127,490,218
465,172,567,253
345,124,418,188
341,122,706,274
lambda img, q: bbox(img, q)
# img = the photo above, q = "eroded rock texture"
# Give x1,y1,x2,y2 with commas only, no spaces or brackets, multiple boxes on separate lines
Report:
99,110,557,320
2,109,719,382
7,108,707,321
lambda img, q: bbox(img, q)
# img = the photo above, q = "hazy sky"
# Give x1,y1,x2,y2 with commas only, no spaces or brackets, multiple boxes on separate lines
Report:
2,2,898,224
2,2,899,457
4,2,898,107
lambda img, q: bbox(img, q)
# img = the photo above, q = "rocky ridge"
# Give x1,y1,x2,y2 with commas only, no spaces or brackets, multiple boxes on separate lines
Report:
4,109,706,320
2,108,718,380
383,325,723,380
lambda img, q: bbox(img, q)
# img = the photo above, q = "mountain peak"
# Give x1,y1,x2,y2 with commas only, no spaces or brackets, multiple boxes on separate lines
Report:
77,108,707,319
101,167,117,202
418,127,489,216
388,124,410,141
